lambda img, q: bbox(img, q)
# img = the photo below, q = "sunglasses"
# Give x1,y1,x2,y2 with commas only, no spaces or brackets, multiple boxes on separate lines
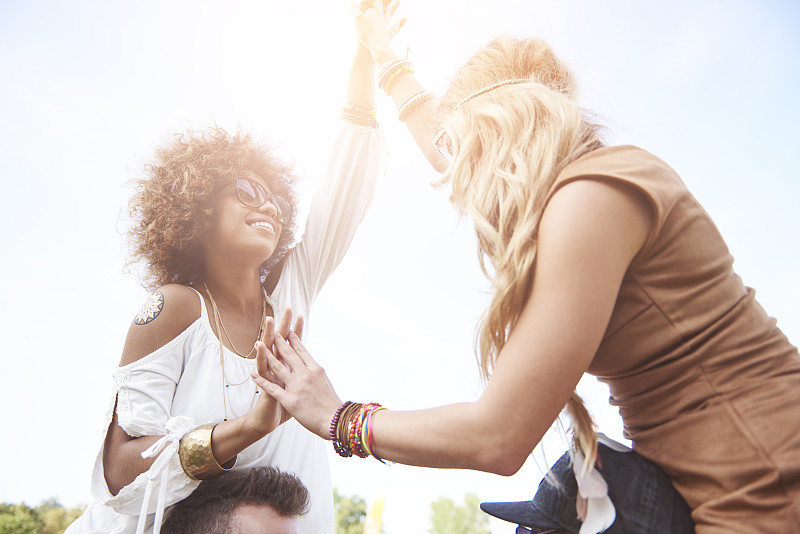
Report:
432,128,453,162
231,177,291,224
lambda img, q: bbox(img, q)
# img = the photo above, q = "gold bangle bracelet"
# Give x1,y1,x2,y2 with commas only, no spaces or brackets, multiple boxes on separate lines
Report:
178,424,234,480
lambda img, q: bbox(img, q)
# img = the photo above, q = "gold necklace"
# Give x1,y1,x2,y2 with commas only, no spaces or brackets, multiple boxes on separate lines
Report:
203,283,266,420
203,283,267,358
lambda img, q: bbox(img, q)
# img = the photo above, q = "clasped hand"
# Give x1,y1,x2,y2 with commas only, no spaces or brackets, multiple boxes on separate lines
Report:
351,0,406,62
243,309,308,437
250,319,342,441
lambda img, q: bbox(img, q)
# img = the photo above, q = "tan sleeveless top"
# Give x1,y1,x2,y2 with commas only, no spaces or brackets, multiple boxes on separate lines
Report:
552,146,800,532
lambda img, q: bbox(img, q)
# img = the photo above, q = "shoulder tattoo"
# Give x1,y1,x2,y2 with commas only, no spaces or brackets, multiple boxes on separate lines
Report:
134,290,165,325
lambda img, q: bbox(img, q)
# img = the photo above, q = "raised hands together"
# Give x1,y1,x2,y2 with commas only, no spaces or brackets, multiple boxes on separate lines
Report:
351,0,406,64
251,325,342,441
242,309,305,437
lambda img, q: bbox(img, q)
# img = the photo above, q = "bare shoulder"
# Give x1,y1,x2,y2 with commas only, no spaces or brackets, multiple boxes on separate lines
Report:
119,284,202,366
542,177,653,253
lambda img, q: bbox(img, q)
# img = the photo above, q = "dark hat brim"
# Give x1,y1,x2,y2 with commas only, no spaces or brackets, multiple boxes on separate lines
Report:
479,438,695,534
480,500,573,533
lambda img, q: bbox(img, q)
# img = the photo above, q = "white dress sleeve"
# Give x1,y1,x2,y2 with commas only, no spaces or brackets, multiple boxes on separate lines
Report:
279,123,386,317
88,321,204,531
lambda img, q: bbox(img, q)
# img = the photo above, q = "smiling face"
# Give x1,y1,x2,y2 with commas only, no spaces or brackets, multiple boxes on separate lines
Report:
204,171,285,270
128,126,300,288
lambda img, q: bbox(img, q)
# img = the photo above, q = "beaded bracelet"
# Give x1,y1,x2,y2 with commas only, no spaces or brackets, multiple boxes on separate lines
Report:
333,402,362,457
350,418,368,458
330,401,352,457
382,65,413,95
397,91,434,122
330,401,387,461
378,59,414,95
377,59,408,85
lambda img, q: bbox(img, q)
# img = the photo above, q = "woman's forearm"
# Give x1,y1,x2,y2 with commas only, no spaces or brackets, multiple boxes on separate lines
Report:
103,412,267,495
346,44,376,105
370,48,448,171
103,413,162,495
209,415,266,465
368,402,538,476
350,1,447,170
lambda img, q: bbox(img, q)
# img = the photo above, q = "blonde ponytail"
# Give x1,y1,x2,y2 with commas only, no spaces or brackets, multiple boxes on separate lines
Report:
566,392,598,467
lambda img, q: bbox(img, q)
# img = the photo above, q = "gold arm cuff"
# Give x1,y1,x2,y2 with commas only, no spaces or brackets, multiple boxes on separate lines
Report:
178,424,234,480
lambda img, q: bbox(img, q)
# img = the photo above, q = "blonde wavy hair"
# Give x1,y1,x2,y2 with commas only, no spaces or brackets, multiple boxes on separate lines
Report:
437,37,604,464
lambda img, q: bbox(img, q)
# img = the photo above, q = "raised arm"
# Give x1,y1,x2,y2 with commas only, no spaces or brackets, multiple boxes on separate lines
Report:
275,37,388,315
255,178,653,473
352,0,449,172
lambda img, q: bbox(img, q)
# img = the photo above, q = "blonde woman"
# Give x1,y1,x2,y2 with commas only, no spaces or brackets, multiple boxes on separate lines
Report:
252,2,800,533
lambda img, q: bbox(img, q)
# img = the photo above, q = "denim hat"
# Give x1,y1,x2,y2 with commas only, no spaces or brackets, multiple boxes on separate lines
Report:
480,436,694,533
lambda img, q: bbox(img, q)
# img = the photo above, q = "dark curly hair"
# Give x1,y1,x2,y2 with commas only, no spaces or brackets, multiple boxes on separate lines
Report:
127,126,299,289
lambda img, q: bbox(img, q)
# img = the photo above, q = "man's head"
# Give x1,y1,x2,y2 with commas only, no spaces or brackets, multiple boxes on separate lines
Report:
161,466,309,534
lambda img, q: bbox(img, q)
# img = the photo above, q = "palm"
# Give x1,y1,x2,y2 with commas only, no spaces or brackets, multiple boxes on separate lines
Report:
352,0,405,54
248,309,304,434
251,389,289,434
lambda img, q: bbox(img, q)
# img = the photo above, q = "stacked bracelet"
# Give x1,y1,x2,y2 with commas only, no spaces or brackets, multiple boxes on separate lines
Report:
178,424,235,480
397,91,435,122
358,403,387,463
330,401,387,462
330,401,353,457
378,59,414,96
341,100,377,128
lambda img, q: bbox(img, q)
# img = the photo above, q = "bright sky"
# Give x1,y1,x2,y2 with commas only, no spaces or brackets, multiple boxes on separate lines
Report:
1,1,798,532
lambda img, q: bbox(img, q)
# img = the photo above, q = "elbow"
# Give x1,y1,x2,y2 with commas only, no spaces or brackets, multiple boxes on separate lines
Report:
421,146,449,174
429,154,449,175
468,431,530,476
105,473,123,497
459,404,535,476
103,458,128,496
103,441,133,496
478,448,528,477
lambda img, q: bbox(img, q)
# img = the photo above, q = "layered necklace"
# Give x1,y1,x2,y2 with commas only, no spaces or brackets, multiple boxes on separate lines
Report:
203,282,267,421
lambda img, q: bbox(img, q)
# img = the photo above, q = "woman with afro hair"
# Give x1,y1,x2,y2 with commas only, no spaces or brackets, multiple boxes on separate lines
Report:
66,18,395,534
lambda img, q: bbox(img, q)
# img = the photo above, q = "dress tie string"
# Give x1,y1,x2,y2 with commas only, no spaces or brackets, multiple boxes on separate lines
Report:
135,416,195,534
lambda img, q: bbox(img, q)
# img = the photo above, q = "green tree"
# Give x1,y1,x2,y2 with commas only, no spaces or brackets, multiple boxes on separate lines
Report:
429,493,490,534
333,488,367,534
35,499,85,534
0,499,85,534
0,503,44,534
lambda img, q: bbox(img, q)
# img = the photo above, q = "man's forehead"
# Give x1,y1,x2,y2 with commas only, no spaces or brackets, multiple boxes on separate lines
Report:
231,503,299,534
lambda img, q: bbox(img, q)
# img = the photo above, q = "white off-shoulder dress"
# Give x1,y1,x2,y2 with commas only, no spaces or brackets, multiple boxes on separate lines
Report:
67,123,385,534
